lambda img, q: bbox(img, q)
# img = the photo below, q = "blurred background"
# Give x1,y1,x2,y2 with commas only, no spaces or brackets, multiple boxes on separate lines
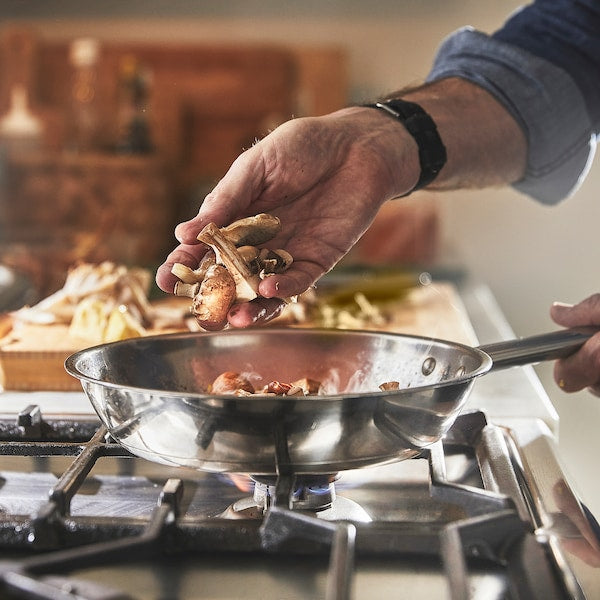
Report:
0,0,598,515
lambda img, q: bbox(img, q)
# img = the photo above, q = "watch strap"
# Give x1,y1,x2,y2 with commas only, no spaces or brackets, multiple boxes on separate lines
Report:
364,99,447,194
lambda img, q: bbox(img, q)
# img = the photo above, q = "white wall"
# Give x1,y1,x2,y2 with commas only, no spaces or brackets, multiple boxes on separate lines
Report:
13,1,600,514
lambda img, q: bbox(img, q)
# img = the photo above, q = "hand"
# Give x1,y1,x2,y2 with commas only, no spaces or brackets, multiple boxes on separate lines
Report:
156,106,420,327
550,294,600,396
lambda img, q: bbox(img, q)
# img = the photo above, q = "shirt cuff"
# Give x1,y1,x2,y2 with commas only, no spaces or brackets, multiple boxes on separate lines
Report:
426,27,596,204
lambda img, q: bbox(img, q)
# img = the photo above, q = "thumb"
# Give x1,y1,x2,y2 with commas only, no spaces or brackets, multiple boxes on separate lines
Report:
550,294,600,328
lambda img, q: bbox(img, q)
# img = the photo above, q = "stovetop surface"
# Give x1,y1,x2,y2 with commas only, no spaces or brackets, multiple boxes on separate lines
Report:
0,441,509,600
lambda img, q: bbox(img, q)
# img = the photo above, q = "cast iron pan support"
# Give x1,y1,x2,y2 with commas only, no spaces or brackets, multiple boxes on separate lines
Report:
260,409,357,600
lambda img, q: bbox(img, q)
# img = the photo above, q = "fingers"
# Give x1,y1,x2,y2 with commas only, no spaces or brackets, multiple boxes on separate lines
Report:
155,243,208,293
550,294,600,394
553,331,600,393
227,298,285,328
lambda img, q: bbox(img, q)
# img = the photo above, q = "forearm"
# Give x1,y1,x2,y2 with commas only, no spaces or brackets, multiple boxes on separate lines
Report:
426,26,597,204
399,77,528,191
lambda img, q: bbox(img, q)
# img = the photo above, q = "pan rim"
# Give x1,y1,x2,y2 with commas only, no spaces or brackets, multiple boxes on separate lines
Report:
64,327,493,400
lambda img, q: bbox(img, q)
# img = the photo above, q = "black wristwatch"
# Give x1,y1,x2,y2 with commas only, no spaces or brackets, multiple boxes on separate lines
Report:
363,98,447,194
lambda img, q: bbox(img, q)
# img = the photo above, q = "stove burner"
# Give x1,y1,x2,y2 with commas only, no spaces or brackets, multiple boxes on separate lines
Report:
220,474,372,522
255,474,337,512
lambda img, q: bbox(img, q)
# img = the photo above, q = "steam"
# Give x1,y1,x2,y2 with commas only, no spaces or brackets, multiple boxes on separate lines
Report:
318,369,371,395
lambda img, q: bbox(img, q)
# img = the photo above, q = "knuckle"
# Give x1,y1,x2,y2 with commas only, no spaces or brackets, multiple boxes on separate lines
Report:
581,293,600,319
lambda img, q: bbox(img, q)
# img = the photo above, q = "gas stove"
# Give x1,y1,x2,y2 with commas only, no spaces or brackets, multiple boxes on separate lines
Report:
0,402,597,599
0,284,598,599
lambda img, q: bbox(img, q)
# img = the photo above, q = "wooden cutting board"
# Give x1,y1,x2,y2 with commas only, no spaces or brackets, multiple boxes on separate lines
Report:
0,323,95,391
298,281,477,344
359,282,477,343
0,282,476,392
0,297,192,392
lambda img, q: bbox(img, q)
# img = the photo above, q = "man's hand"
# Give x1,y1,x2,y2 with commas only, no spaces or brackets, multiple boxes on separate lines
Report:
551,294,600,396
156,107,420,327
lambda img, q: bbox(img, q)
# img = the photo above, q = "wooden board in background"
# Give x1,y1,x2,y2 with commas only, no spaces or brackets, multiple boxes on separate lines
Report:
0,283,475,392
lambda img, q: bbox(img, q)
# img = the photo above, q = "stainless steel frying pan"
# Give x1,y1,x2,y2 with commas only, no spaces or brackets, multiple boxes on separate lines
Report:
64,327,596,475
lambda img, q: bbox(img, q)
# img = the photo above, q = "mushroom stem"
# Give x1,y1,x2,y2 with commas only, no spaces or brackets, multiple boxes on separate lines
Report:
197,223,259,302
174,281,200,298
171,251,216,284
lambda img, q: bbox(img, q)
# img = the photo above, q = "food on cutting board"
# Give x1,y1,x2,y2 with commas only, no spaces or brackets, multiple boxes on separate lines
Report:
208,371,399,396
6,261,191,345
171,214,295,330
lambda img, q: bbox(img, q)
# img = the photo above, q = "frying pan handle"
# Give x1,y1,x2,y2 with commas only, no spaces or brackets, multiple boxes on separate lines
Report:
477,326,599,371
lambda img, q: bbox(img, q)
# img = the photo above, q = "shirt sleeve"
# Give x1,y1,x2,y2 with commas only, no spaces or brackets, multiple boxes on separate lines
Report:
426,3,600,204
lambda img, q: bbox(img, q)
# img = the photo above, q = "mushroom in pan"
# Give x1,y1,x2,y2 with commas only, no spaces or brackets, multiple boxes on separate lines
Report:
208,371,323,397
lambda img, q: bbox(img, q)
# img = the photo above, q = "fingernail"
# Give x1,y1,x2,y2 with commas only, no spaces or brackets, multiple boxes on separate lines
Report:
552,302,574,309
251,308,267,324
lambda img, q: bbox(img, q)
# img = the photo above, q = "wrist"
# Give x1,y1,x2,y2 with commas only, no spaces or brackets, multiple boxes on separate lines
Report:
330,105,422,199
362,99,447,195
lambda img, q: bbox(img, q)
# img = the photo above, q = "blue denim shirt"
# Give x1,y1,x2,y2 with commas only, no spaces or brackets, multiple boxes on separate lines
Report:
427,0,600,203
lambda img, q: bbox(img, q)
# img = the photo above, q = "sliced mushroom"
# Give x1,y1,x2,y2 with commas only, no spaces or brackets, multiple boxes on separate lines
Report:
259,248,294,275
291,377,322,395
236,245,262,273
379,381,400,391
286,385,306,397
210,371,255,395
262,381,293,395
221,213,281,246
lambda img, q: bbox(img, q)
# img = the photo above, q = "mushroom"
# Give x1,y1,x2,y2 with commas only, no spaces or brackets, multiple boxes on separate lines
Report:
171,213,294,331
236,245,262,273
291,377,322,395
379,381,400,391
209,372,321,396
171,251,216,284
258,248,293,275
174,264,236,331
221,213,281,246
210,371,255,395
262,380,293,395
